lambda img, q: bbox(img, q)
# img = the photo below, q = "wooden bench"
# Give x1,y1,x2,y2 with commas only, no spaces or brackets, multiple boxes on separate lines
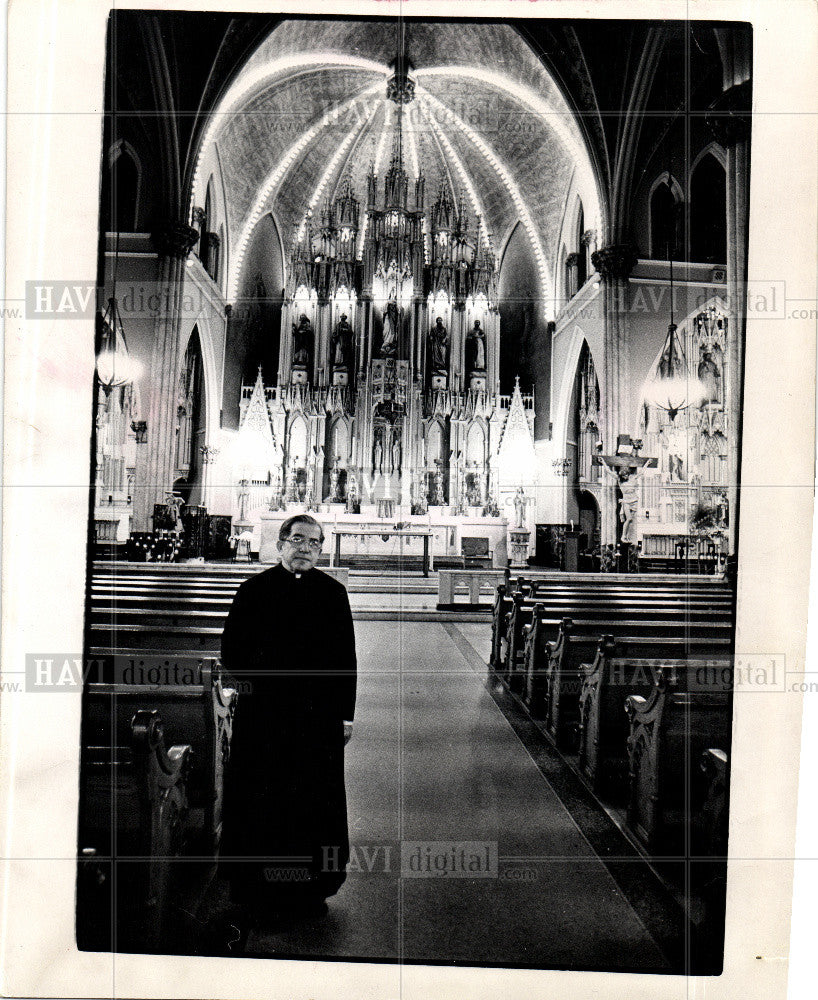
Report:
527,620,732,751
490,578,734,674
507,591,733,691
625,663,733,851
577,641,733,798
84,659,237,849
78,709,192,951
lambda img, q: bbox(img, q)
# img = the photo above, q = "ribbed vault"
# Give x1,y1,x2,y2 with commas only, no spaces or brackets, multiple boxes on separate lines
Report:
193,19,600,308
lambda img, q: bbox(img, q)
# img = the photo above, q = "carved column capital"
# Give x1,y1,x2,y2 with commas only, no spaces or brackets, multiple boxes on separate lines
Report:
152,221,199,259
706,81,752,146
191,206,206,228
591,243,637,282
565,252,581,267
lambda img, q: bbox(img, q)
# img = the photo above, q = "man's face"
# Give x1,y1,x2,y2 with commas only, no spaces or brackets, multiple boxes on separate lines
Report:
278,522,323,572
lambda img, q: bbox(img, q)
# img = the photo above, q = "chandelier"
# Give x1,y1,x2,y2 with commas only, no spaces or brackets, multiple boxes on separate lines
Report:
96,296,137,389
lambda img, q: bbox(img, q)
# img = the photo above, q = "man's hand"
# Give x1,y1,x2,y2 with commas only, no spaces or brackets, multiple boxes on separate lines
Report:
343,721,354,745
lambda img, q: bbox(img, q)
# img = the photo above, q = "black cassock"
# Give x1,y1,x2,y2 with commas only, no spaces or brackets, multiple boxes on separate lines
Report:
220,564,357,906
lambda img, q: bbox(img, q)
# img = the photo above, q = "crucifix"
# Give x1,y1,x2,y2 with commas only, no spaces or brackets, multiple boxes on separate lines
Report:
593,435,657,569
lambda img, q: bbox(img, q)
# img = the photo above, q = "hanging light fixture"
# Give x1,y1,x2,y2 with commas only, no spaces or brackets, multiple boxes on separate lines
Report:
644,119,705,422
96,295,137,389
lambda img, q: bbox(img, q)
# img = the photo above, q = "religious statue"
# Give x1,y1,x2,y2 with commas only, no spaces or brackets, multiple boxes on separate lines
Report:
596,446,655,558
330,463,340,502
164,493,185,532
380,300,399,357
466,319,486,372
513,486,527,529
429,316,448,372
292,313,314,367
698,349,721,405
391,435,402,475
617,468,640,546
331,313,353,368
434,466,445,505
373,428,384,474
669,453,685,482
347,472,360,513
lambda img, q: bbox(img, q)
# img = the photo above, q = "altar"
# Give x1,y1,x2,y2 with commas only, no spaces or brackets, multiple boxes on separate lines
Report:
257,509,509,569
330,528,433,576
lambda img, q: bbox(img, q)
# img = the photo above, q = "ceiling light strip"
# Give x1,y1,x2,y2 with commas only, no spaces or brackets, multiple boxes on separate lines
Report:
192,53,387,217
419,99,490,249
297,102,380,242
417,65,599,223
228,80,383,302
419,88,552,311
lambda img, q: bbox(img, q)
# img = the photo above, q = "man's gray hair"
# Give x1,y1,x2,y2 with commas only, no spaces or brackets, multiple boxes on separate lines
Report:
279,514,325,543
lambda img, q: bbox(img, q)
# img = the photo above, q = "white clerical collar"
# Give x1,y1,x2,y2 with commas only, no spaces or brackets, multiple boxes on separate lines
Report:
294,572,302,579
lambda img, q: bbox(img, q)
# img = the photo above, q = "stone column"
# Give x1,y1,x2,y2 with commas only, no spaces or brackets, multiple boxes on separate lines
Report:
137,220,199,532
707,83,751,556
590,243,637,548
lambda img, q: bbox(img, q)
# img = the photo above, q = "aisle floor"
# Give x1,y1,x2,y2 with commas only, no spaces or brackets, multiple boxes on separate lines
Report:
244,621,671,971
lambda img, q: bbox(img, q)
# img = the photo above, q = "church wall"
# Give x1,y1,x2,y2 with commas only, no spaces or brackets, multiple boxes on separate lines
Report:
102,246,163,421
625,269,728,434
498,222,550,438
222,213,284,430
178,263,229,512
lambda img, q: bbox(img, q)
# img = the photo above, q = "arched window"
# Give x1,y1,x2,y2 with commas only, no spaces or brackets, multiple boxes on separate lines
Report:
201,184,214,276
575,203,587,287
690,154,727,264
650,180,680,259
175,328,206,503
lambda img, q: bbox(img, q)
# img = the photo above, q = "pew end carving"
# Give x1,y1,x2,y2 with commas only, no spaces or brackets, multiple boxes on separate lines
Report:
625,662,733,851
79,709,192,952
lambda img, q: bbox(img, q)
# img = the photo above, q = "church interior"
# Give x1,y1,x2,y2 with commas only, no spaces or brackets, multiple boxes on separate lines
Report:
78,10,750,975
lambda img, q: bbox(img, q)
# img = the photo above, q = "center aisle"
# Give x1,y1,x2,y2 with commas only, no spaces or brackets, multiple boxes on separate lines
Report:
249,621,670,971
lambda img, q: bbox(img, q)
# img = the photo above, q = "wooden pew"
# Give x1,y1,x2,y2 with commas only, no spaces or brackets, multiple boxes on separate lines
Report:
577,642,732,798
529,619,732,751
695,748,730,858
625,664,733,851
522,603,732,714
78,709,192,951
83,658,237,849
491,577,733,677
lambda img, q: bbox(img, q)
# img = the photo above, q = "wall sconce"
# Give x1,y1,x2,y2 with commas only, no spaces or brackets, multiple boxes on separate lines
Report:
130,420,148,444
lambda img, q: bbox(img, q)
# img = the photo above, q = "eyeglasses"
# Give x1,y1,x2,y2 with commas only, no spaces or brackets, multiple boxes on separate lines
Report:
284,534,322,551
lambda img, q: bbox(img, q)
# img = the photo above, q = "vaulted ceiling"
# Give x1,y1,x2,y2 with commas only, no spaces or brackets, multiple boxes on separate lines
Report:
197,19,600,304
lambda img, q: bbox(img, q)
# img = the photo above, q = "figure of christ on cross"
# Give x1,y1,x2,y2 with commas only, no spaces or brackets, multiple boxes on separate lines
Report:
593,437,657,559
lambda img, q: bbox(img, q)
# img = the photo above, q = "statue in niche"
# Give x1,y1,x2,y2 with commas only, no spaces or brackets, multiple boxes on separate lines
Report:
434,465,445,505
331,313,354,368
429,317,448,372
391,434,402,475
698,348,721,405
292,314,313,367
380,299,399,357
373,427,384,474
668,453,685,482
466,320,487,372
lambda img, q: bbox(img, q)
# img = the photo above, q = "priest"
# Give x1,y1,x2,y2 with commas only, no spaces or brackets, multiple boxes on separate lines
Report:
219,514,357,935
